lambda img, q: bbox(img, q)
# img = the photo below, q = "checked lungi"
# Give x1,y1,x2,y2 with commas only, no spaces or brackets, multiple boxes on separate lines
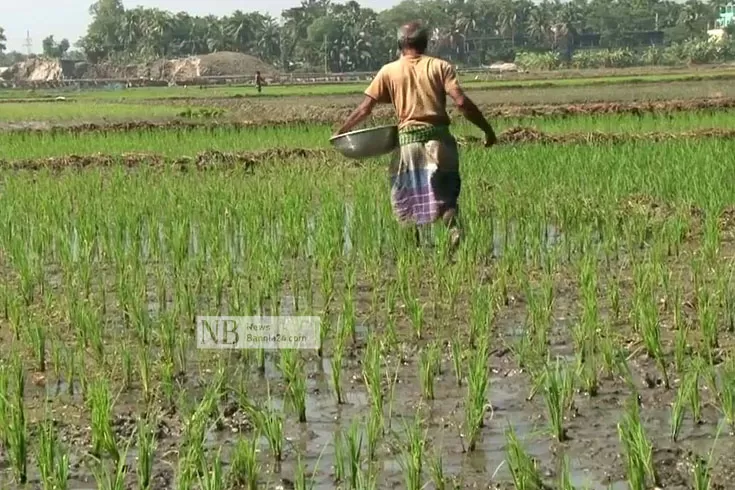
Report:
389,125,461,226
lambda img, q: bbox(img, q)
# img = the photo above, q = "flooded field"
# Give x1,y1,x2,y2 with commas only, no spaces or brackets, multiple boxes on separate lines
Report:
1,80,735,490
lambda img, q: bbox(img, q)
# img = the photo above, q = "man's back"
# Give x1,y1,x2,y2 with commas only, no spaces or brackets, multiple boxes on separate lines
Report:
365,55,460,131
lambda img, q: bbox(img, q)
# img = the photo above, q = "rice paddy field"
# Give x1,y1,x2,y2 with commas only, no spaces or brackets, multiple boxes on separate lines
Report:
3,71,735,490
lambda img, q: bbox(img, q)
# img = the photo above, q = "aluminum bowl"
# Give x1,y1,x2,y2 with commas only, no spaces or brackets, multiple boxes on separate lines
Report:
330,125,399,159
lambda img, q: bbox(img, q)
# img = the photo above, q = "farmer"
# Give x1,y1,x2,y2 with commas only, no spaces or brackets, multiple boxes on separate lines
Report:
333,21,497,248
255,71,263,93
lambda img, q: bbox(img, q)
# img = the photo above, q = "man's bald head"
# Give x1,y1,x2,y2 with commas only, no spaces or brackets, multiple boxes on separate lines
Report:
397,22,429,54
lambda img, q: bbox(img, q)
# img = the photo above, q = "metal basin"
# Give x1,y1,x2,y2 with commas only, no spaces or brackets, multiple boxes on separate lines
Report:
329,125,398,159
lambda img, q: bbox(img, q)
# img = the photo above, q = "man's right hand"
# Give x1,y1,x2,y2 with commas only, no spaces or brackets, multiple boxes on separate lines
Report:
484,131,498,147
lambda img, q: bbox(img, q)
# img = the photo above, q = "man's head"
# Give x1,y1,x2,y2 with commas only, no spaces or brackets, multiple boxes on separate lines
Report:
397,22,429,54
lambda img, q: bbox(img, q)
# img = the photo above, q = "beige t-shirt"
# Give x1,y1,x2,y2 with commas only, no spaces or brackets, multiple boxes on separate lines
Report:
364,55,460,131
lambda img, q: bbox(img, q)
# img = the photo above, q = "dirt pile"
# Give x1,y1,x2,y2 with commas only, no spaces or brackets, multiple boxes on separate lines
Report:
1,58,64,82
3,52,274,83
124,51,274,82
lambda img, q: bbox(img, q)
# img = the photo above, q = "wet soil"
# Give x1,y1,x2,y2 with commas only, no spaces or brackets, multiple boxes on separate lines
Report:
1,182,735,489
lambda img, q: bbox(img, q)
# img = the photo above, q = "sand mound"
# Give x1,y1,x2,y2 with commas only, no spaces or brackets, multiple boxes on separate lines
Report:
196,52,273,77
1,58,64,82
142,52,274,81
4,52,274,83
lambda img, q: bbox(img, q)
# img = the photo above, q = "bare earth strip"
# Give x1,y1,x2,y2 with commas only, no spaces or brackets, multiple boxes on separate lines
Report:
3,98,735,133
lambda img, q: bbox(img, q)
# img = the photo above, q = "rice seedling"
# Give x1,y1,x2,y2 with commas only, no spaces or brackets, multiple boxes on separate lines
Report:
543,357,572,442
697,284,719,356
229,433,260,490
136,415,157,490
363,334,384,417
674,319,688,376
464,341,490,451
345,419,364,489
88,378,120,463
419,345,440,401
687,361,703,424
638,291,670,389
294,453,313,490
198,449,224,490
505,423,544,490
30,321,47,372
670,375,687,442
88,434,133,490
7,359,27,484
139,347,153,405
38,415,70,490
248,402,284,463
451,335,463,387
558,455,573,490
618,394,659,489
333,427,346,483
720,356,735,433
691,422,723,490
280,349,307,423
427,447,447,490
394,412,426,490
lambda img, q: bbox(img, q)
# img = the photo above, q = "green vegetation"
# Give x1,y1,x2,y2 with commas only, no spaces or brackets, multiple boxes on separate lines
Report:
3,109,735,159
1,64,735,488
15,0,729,72
0,127,730,486
4,69,735,102
0,102,192,122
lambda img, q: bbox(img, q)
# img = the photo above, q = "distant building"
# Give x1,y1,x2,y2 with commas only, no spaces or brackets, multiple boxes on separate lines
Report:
715,3,735,28
709,3,734,42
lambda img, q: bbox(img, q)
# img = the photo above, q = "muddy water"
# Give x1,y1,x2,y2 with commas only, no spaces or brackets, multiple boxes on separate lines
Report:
39,207,735,490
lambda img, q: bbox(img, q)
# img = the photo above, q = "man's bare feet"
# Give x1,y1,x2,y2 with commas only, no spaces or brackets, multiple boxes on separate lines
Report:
449,227,461,252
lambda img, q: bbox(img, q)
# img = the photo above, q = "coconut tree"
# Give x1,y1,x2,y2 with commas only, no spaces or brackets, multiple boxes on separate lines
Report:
252,15,282,64
527,3,552,48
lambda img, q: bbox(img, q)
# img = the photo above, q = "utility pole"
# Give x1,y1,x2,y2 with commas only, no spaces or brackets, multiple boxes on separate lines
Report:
324,34,328,74
23,30,33,55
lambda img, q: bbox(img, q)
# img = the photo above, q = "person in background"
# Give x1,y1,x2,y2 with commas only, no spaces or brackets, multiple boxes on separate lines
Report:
255,71,263,93
333,21,497,249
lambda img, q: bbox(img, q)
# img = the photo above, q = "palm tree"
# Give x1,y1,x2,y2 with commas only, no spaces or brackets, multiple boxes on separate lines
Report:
253,15,282,63
498,0,519,45
527,4,552,48
139,9,176,58
225,11,256,52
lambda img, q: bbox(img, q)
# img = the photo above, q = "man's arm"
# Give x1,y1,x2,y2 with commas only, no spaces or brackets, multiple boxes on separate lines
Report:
334,95,378,136
443,64,497,145
334,67,389,136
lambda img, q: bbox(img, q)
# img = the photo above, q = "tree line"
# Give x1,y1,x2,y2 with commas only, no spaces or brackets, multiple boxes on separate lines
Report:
0,0,732,71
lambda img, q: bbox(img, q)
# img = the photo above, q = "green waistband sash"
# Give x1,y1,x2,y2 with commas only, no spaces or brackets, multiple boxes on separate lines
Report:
398,125,452,146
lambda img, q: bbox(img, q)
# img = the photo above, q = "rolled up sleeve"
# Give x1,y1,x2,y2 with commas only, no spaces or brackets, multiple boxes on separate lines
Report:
442,62,460,93
365,66,391,103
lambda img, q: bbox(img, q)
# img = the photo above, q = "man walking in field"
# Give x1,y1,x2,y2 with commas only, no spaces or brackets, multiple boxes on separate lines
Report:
255,71,264,93
334,21,497,247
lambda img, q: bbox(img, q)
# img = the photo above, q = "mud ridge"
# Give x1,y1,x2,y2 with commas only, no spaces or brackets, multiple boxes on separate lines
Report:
3,97,735,133
0,148,333,171
3,128,735,170
465,126,735,145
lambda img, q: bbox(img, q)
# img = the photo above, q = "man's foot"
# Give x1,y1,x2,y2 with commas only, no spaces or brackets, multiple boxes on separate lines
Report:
449,227,461,252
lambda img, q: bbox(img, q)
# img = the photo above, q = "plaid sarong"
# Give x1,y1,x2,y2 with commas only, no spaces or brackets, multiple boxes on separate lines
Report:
389,125,461,225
